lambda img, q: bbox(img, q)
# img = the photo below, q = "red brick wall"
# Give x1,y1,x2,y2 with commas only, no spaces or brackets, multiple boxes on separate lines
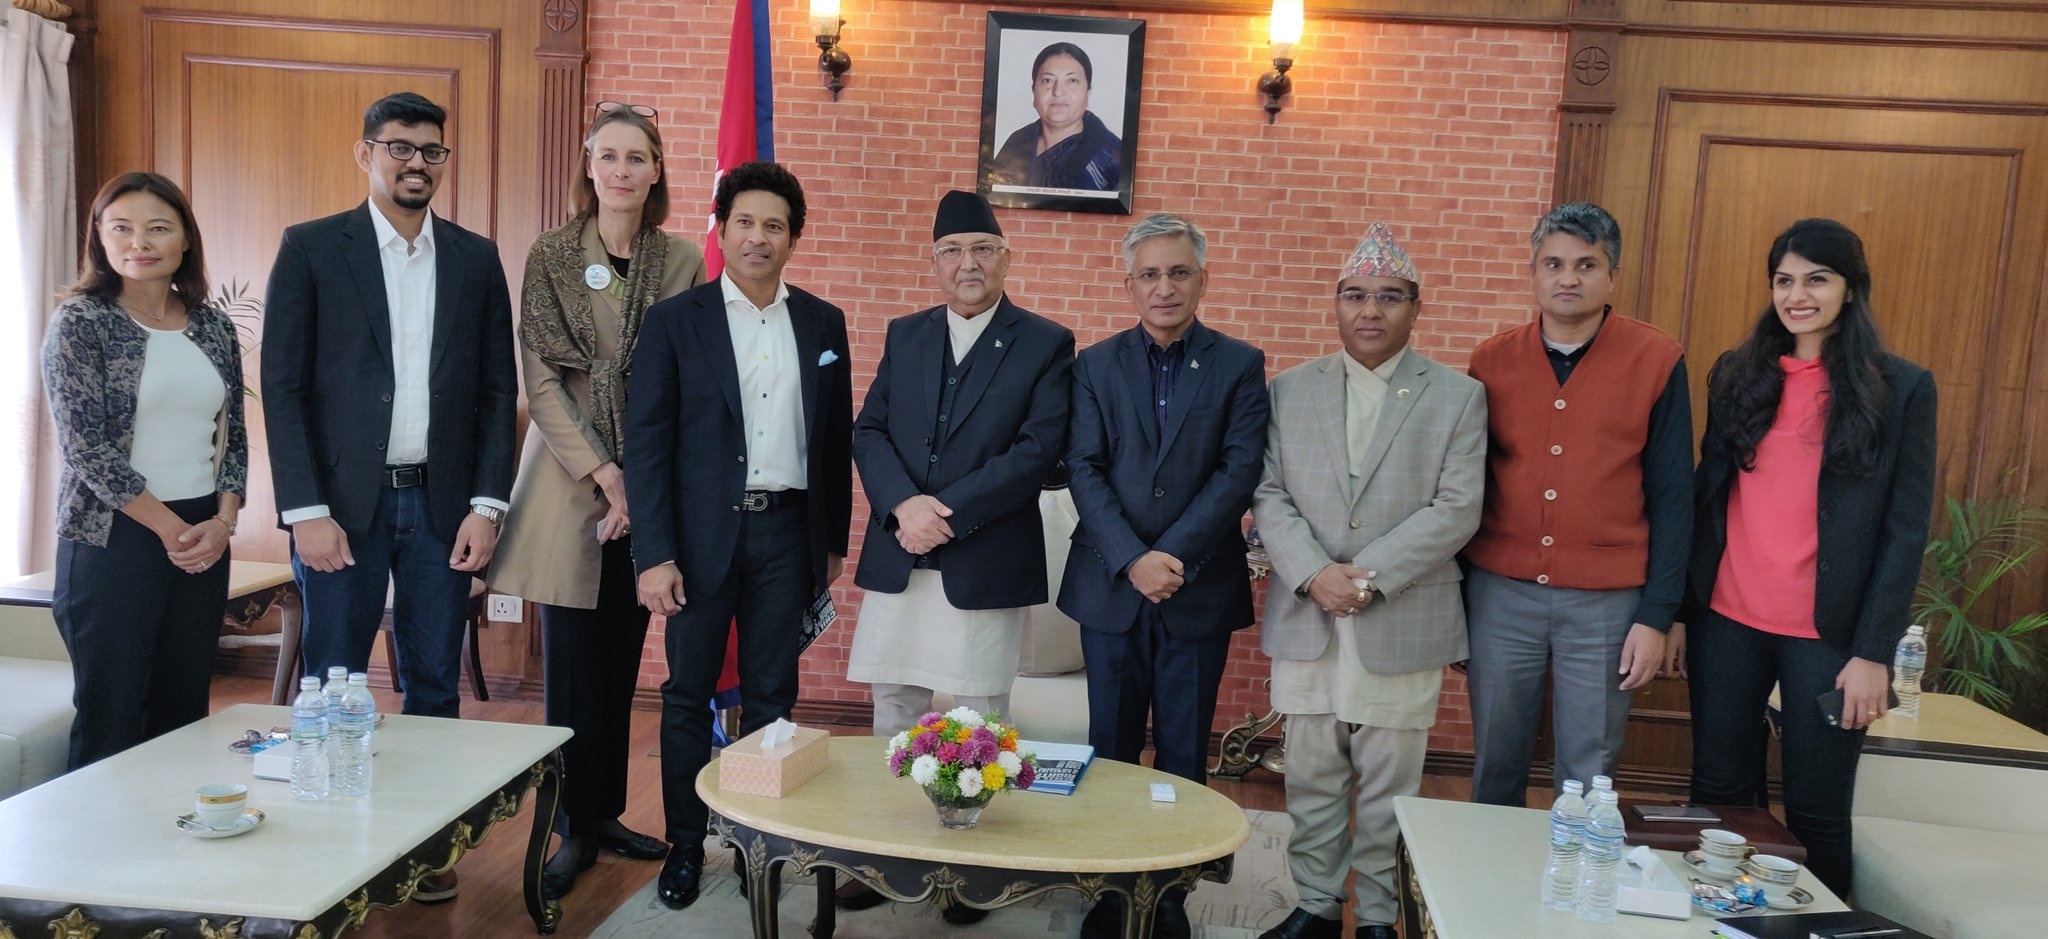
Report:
592,1,1565,754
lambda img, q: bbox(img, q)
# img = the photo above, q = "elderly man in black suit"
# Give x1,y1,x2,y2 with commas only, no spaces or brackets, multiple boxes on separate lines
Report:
838,190,1073,923
624,161,854,911
1060,213,1270,939
262,90,516,902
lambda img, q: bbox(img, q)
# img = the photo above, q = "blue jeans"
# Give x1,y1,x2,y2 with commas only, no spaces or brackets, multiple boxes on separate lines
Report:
294,485,472,717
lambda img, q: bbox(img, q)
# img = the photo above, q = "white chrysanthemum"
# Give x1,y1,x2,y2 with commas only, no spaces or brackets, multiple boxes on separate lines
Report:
909,754,940,786
957,766,985,797
997,751,1023,775
887,731,910,754
944,706,986,728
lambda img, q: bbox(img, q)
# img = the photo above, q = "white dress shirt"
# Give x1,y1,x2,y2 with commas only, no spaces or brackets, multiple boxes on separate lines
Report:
945,301,999,365
722,273,807,491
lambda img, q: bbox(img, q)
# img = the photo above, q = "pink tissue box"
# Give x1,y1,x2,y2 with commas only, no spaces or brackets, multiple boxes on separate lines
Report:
717,724,830,797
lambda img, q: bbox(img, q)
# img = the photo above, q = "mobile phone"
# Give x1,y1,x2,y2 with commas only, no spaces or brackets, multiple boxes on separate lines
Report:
1817,687,1902,727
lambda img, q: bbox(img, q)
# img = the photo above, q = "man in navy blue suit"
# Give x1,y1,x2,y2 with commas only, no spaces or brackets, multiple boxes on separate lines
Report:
1060,214,1269,939
623,162,853,911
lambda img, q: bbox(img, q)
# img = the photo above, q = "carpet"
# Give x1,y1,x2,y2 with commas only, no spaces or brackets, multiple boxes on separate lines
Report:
590,809,1301,938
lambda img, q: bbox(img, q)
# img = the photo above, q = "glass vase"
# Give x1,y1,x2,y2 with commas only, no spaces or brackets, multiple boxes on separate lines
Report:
925,786,996,829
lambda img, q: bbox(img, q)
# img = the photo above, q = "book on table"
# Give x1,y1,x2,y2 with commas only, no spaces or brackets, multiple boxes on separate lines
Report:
1712,910,1930,939
1017,740,1093,796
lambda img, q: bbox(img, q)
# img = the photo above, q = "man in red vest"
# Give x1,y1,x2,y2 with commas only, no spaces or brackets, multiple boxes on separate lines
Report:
1462,202,1693,806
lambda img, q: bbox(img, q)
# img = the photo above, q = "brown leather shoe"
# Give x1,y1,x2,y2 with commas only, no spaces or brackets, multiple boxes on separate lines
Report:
415,871,459,903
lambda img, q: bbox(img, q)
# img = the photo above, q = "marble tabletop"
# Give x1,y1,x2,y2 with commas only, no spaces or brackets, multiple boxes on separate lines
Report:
1394,796,1848,937
699,735,1250,874
0,703,569,920
1864,692,2048,756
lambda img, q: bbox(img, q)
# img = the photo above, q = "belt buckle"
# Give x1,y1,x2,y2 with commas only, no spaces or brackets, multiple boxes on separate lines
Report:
388,465,424,488
740,491,769,512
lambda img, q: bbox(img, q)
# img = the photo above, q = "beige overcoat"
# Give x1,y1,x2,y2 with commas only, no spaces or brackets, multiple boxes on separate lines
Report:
488,218,705,608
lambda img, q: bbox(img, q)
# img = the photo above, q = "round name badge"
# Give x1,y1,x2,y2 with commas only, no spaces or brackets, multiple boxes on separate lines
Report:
584,264,612,290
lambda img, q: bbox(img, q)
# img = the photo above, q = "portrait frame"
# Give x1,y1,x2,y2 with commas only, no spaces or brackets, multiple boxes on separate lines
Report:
976,12,1145,215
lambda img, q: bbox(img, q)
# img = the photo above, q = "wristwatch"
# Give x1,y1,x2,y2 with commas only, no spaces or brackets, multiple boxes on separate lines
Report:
472,505,505,527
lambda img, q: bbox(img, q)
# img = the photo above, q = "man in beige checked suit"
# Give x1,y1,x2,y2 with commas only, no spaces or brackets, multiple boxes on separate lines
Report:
1250,222,1487,939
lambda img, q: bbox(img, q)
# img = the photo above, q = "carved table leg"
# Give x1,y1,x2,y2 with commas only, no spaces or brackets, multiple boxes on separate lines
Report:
524,751,565,934
1120,877,1161,939
743,856,783,939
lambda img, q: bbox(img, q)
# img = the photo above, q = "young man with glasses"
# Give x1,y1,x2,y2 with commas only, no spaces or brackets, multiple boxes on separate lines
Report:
835,189,1074,923
1061,214,1269,939
260,91,517,901
1251,222,1487,939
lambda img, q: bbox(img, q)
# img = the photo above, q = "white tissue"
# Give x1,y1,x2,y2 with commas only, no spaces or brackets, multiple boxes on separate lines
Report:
1625,844,1658,870
762,718,798,749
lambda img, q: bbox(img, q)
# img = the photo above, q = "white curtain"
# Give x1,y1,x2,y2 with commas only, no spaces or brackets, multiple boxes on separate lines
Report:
0,9,75,578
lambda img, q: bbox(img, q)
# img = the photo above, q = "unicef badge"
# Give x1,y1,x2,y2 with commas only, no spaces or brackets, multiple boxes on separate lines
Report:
584,264,613,291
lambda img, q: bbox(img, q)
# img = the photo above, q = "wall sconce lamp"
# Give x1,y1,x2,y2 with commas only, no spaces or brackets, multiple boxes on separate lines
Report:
1259,0,1303,123
810,0,852,101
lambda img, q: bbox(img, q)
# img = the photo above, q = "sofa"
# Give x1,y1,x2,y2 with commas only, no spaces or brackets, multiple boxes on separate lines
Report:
1852,746,2048,936
0,593,75,799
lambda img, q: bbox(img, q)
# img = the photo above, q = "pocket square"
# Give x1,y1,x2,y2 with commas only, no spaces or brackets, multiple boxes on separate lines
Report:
817,349,840,366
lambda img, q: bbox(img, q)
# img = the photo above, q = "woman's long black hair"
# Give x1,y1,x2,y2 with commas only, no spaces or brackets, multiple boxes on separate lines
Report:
1707,218,1889,477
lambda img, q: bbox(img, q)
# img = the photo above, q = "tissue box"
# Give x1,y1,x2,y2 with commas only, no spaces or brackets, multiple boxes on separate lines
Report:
1615,849,1692,920
717,724,830,797
253,739,296,781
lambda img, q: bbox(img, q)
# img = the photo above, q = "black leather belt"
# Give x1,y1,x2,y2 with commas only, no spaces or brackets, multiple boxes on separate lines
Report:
738,489,805,512
383,464,428,488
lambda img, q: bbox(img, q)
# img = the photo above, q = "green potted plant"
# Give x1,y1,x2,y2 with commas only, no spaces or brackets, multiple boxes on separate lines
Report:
1912,495,2048,714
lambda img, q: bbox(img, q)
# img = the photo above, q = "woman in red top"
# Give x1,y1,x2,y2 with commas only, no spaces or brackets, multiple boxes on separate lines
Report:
1674,218,1937,895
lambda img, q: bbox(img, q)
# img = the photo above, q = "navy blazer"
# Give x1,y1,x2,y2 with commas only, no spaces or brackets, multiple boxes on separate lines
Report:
1684,353,1938,664
1059,321,1270,638
623,280,853,595
260,202,517,544
852,297,1074,610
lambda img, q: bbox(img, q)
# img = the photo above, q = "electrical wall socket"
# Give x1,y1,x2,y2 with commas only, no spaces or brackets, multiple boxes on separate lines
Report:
486,594,523,622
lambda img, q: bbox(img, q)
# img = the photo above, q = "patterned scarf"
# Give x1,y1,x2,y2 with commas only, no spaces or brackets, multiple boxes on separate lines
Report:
521,214,669,462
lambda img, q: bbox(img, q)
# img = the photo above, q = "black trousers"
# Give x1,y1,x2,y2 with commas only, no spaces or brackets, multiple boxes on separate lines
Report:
658,497,811,847
1079,606,1231,785
1687,607,1866,896
540,534,648,837
52,494,228,770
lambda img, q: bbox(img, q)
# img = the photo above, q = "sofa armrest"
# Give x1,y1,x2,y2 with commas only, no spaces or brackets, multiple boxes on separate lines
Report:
1854,751,2048,835
0,603,70,663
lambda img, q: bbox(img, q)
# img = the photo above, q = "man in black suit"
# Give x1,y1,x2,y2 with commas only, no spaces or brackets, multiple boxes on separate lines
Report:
624,161,853,910
262,91,515,723
838,190,1073,922
1060,213,1269,939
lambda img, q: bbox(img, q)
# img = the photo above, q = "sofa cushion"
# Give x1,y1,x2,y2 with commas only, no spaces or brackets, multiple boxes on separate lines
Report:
1019,489,1083,676
935,672,1089,746
0,656,76,799
1852,814,2047,938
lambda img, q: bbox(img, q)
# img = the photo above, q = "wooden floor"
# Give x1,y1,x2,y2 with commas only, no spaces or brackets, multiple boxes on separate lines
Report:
205,674,1550,939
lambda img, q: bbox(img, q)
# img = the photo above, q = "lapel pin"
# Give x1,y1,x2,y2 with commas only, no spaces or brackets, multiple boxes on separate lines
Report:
1396,388,1411,398
994,340,1004,348
1191,359,1201,369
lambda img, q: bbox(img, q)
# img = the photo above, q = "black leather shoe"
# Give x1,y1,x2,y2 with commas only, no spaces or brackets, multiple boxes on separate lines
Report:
594,822,669,860
656,846,704,910
541,835,597,899
1258,908,1343,939
1356,926,1399,939
1154,889,1192,939
834,880,886,910
941,902,989,925
1081,894,1124,939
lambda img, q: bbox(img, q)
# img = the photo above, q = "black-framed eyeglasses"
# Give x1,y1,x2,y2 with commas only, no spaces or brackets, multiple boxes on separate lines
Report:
1130,267,1202,286
1337,289,1415,310
596,100,659,120
934,243,1006,264
364,138,451,164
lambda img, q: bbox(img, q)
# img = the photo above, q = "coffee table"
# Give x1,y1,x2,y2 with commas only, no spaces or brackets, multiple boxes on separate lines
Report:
1393,796,1848,938
698,736,1250,939
0,702,570,938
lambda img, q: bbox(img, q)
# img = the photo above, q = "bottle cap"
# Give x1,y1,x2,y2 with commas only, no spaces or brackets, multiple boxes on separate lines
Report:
348,672,369,685
299,676,321,690
1592,774,1612,789
1906,624,1924,635
1562,779,1584,793
1597,789,1619,803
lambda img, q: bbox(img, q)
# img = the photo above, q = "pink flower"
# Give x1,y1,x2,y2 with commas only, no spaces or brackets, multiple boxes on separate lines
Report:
1017,763,1036,789
888,749,908,775
975,736,999,763
912,732,939,757
917,712,944,727
937,742,962,764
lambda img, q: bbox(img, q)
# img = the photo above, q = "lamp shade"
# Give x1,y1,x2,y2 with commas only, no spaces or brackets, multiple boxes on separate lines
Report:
1269,0,1303,60
810,0,841,38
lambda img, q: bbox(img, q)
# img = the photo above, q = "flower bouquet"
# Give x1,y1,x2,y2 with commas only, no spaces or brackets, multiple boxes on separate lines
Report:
886,707,1037,829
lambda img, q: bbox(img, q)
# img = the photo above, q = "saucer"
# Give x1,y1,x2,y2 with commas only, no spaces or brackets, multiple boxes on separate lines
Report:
1765,886,1816,910
1681,850,1744,881
176,807,265,839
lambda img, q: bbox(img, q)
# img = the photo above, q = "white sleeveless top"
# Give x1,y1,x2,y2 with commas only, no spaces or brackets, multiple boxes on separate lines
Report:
130,325,226,501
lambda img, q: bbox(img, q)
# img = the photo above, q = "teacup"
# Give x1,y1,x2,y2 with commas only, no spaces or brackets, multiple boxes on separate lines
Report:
1698,829,1752,875
195,783,248,830
1744,854,1801,900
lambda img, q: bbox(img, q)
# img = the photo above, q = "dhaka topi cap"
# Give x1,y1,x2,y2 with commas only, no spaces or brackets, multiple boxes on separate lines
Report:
933,190,1003,241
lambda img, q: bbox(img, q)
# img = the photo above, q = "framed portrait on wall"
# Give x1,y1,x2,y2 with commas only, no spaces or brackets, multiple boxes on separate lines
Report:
976,12,1145,215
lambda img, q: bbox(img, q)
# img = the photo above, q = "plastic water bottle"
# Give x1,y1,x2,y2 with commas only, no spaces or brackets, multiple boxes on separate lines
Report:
290,676,331,801
1892,625,1928,718
1575,790,1624,923
333,673,377,796
1540,779,1590,911
322,665,349,711
1589,774,1613,800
